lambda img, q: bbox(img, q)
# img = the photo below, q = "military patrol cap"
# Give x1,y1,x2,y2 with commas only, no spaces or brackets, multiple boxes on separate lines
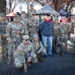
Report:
33,34,39,38
60,30,64,34
23,35,29,40
30,3,33,7
21,11,26,14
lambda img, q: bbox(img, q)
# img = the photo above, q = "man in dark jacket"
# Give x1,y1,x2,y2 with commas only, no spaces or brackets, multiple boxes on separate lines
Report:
39,13,53,57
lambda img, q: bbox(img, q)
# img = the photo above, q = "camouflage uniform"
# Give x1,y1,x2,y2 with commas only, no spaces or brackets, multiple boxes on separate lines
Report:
20,18,29,35
0,13,8,60
20,11,29,35
6,18,24,64
53,23,61,51
60,23,70,39
32,34,44,61
28,15,39,40
56,30,67,55
13,35,37,69
53,23,60,37
28,9,36,17
71,21,75,34
28,4,36,17
67,34,75,53
67,22,72,39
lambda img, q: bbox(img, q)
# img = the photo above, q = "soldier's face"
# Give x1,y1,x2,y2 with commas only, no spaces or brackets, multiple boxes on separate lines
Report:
33,38,38,42
31,15,35,18
24,40,30,45
61,33,64,36
14,18,19,23
30,6,33,9
21,14,26,18
55,20,58,24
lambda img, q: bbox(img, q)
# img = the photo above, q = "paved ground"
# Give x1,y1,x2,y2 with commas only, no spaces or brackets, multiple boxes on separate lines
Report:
0,52,75,75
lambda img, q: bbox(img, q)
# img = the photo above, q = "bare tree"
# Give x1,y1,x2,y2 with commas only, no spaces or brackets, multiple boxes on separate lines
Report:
0,0,6,14
35,0,74,11
6,0,23,13
6,0,74,14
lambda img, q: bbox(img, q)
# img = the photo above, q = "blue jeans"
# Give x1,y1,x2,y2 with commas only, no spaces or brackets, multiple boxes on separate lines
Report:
42,35,53,55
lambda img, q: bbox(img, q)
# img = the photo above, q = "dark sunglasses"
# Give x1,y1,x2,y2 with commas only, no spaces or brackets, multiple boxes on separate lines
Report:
25,39,29,41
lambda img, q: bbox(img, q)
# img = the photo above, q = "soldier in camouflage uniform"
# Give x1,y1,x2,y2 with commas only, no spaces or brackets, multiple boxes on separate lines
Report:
67,34,75,54
0,13,8,60
20,11,29,35
13,35,37,72
32,34,44,62
56,30,67,55
28,12,39,40
28,4,36,17
60,18,70,39
6,15,24,64
70,17,75,35
53,18,61,51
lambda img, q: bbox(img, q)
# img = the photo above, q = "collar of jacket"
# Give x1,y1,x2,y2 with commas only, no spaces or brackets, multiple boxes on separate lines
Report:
44,18,51,24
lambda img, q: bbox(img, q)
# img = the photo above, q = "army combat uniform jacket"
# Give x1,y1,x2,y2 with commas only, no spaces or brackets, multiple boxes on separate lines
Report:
13,41,37,68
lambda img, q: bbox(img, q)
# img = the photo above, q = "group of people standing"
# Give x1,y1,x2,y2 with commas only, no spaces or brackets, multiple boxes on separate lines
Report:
53,16,75,55
5,5,47,72
5,12,54,72
0,4,75,73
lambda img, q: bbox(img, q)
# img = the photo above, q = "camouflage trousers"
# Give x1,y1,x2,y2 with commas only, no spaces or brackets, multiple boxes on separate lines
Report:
36,51,44,60
7,40,21,64
67,40,75,53
26,53,38,64
14,53,37,68
57,44,66,53
2,44,8,59
1,36,7,60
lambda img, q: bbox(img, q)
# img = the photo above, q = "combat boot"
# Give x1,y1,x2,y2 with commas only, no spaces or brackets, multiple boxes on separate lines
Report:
61,51,64,56
39,56,44,62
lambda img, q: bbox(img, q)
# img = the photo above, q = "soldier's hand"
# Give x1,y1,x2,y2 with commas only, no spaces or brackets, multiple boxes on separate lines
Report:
24,65,27,73
27,57,32,63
